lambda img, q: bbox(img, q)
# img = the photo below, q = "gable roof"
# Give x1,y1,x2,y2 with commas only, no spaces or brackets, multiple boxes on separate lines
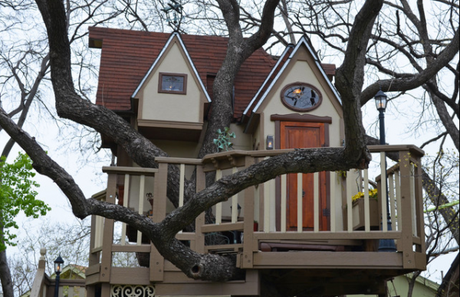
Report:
131,32,211,103
243,36,340,118
89,27,276,120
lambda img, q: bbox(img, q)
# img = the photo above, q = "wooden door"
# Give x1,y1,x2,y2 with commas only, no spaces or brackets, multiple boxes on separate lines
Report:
280,121,329,231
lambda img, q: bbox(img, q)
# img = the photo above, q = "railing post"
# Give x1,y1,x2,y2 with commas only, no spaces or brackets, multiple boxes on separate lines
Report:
411,153,426,254
398,150,416,268
195,164,206,254
241,156,255,268
150,162,168,282
30,249,47,297
100,173,116,283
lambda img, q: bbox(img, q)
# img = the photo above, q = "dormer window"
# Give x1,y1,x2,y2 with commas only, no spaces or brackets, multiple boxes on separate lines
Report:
159,73,187,94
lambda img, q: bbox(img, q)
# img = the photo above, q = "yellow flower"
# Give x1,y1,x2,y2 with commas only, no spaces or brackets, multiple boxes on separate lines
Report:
352,189,378,202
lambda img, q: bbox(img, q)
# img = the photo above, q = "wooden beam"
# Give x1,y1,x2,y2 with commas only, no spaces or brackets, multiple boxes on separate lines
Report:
102,166,158,175
253,251,403,269
111,245,151,253
254,230,402,240
110,267,151,285
200,222,244,233
155,270,259,296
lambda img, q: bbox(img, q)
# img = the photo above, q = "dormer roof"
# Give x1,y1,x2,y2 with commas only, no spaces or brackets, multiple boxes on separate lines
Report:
131,32,211,103
243,36,340,119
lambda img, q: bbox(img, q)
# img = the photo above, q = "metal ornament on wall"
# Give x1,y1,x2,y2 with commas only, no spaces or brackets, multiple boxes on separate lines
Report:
111,285,155,297
161,0,185,32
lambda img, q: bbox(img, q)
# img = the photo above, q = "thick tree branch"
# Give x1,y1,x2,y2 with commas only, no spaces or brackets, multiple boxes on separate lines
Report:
360,28,459,105
0,106,88,218
335,0,383,166
198,0,280,159
424,80,459,116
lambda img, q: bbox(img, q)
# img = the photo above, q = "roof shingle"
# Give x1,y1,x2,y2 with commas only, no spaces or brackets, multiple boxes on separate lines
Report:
89,27,276,119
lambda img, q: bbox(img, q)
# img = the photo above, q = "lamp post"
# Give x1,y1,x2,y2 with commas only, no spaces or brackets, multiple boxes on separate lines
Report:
375,90,397,252
54,255,64,297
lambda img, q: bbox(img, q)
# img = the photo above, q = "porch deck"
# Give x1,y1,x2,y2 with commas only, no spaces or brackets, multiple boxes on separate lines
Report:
86,145,426,296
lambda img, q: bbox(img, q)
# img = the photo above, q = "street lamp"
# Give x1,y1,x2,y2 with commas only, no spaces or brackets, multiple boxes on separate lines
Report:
375,89,397,252
54,255,64,297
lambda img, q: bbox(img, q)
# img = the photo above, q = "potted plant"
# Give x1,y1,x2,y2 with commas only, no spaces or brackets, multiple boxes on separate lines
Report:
345,189,380,230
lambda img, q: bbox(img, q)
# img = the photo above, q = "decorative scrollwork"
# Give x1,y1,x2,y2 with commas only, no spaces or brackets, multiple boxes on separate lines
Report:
111,285,155,297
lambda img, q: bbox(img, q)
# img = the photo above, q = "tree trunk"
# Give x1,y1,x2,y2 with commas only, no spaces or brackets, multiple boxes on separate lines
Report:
0,241,14,297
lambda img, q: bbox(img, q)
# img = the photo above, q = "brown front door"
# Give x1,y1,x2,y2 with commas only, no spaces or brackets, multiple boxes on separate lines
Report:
280,121,329,231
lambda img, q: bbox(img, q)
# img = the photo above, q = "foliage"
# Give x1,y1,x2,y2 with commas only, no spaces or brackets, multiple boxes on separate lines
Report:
0,152,50,251
213,127,236,152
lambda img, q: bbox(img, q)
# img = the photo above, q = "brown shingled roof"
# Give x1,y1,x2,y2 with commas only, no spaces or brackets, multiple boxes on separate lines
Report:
89,27,277,120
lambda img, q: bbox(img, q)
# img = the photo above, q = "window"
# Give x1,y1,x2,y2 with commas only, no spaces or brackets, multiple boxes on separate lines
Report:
159,73,187,94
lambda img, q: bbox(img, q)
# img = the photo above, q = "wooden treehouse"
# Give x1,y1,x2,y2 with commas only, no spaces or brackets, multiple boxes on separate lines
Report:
84,27,427,296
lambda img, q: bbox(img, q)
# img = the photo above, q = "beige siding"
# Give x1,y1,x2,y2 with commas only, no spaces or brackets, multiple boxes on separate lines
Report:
137,41,203,124
255,53,344,231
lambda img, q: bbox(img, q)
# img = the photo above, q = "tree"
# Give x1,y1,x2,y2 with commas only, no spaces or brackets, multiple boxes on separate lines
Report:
7,220,90,297
0,1,142,295
8,218,142,297
0,153,50,297
0,0,457,296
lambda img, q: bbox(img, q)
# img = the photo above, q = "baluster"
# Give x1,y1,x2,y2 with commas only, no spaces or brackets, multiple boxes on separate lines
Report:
264,179,272,231
389,173,397,231
346,171,353,232
215,169,222,224
137,175,145,245
281,174,287,232
231,167,239,223
179,163,185,208
94,215,104,249
410,163,417,236
314,172,319,232
297,173,303,232
380,152,388,232
178,164,185,234
363,169,370,232
395,170,402,231
329,171,336,232
121,174,130,245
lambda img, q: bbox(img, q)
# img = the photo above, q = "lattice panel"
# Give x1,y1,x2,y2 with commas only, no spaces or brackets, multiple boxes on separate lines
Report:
111,285,155,297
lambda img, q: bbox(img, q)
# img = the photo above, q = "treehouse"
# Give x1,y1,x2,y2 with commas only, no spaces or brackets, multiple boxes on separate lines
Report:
84,27,426,296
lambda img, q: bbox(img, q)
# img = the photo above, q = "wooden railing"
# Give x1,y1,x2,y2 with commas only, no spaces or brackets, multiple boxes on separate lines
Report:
30,249,86,297
86,145,426,285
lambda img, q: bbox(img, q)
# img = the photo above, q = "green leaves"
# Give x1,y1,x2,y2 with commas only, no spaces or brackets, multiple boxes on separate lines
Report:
0,152,51,251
